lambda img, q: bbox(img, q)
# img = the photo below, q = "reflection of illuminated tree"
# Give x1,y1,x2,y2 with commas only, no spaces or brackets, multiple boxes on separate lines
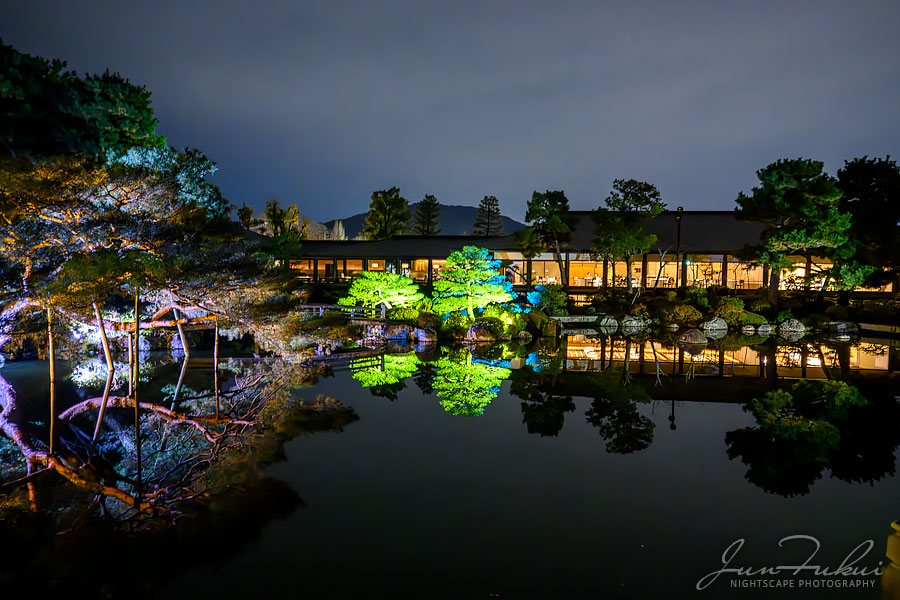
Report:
509,370,574,437
351,352,421,400
584,372,654,454
726,380,900,496
434,350,510,416
413,362,438,395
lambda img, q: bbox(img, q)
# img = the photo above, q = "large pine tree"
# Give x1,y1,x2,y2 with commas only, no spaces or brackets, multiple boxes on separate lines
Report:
413,194,441,235
473,195,505,236
360,187,409,240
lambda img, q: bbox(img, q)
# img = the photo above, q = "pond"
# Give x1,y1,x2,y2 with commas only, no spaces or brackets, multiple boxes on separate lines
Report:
2,335,900,599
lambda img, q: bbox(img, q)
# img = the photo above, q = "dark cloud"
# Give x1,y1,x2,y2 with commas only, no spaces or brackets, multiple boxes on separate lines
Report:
3,0,899,220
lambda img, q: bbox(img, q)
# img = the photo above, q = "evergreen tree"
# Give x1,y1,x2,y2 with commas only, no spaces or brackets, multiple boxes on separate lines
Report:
412,194,441,235
432,246,514,318
236,203,262,230
338,271,424,309
515,190,577,285
360,187,409,240
473,195,505,236
736,159,852,292
591,179,666,294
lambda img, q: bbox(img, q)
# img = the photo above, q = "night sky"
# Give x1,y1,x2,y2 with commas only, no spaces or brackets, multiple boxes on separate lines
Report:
3,0,899,221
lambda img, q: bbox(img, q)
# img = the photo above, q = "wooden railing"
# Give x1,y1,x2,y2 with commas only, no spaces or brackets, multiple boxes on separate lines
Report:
296,304,386,320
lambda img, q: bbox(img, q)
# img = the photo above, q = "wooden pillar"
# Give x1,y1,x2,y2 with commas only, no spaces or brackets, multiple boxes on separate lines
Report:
313,259,319,283
427,258,433,287
526,259,533,287
564,252,571,288
48,308,56,455
363,258,369,273
333,259,339,283
804,255,812,291
681,255,688,287
641,254,649,289
721,254,728,288
602,260,608,288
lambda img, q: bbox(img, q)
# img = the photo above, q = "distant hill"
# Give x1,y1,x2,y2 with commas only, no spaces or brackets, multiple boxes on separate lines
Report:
323,203,524,239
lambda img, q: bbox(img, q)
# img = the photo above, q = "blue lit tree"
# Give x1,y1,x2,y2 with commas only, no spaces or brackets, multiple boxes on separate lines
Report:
433,348,511,416
432,246,514,319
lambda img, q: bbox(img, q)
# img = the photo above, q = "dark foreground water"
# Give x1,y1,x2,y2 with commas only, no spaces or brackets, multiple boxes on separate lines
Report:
159,369,899,599
2,342,900,599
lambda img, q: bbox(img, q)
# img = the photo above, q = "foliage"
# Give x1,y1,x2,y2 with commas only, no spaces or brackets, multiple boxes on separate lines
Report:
432,246,515,319
718,296,744,309
0,41,165,159
386,306,419,322
473,195,505,236
237,202,262,230
440,311,473,335
351,352,421,391
735,158,854,290
338,271,424,309
360,187,409,240
412,194,441,236
591,179,666,293
516,190,577,283
683,286,710,310
433,349,511,416
669,304,702,324
835,156,900,287
525,284,567,316
331,220,347,240
473,316,506,338
584,371,654,454
713,304,768,328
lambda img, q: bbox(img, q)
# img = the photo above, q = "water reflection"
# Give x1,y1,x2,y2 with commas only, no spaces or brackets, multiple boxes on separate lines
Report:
433,348,511,416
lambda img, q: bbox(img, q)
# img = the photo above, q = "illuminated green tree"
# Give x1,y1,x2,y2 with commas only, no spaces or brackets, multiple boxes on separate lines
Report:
361,187,409,240
432,246,514,318
591,179,666,293
433,349,510,416
338,271,425,309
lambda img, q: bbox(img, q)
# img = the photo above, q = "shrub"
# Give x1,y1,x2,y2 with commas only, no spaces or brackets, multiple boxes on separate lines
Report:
386,306,419,322
776,310,794,323
684,285,709,310
441,312,473,335
714,303,769,328
718,296,745,309
474,316,506,338
526,284,568,316
670,304,702,324
739,311,768,326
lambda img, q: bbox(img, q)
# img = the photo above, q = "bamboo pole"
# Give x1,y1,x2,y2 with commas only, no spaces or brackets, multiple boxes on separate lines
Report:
92,302,115,444
48,308,56,455
127,332,134,397
172,308,190,360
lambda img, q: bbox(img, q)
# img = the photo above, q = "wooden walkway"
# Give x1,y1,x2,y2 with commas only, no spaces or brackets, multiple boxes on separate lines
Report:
296,304,386,320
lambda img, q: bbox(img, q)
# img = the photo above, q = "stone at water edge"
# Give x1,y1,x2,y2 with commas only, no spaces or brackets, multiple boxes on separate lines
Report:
756,324,773,337
741,325,756,335
383,323,415,341
701,317,728,332
778,319,807,333
678,328,708,345
413,327,437,343
465,322,496,343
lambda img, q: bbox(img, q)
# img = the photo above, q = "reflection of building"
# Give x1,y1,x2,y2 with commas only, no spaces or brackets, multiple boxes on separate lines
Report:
565,335,896,378
288,211,896,293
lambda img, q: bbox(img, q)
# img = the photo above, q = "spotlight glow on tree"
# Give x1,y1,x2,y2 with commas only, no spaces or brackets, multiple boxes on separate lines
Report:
351,352,422,388
338,271,425,309
432,246,514,319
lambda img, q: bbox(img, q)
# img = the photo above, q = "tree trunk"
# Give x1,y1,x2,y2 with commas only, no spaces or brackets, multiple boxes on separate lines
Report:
768,268,780,309
815,271,833,303
626,257,633,294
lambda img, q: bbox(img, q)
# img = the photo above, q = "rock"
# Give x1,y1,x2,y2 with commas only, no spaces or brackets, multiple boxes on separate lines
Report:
741,325,756,335
620,315,648,336
515,330,534,344
383,322,415,341
598,316,618,336
665,323,680,332
701,317,728,332
682,342,707,356
828,321,858,335
756,324,773,337
678,328,708,345
466,322,496,343
779,319,806,333
413,327,437,343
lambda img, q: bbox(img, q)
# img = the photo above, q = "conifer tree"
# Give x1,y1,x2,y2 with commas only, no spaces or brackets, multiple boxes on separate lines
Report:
473,195,505,236
361,187,409,240
413,194,441,235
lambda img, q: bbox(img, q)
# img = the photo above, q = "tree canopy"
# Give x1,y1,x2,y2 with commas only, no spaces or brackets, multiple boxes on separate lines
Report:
516,190,577,284
338,271,424,309
361,187,409,240
412,194,441,236
735,158,853,291
473,195,504,236
432,246,514,319
591,179,666,293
